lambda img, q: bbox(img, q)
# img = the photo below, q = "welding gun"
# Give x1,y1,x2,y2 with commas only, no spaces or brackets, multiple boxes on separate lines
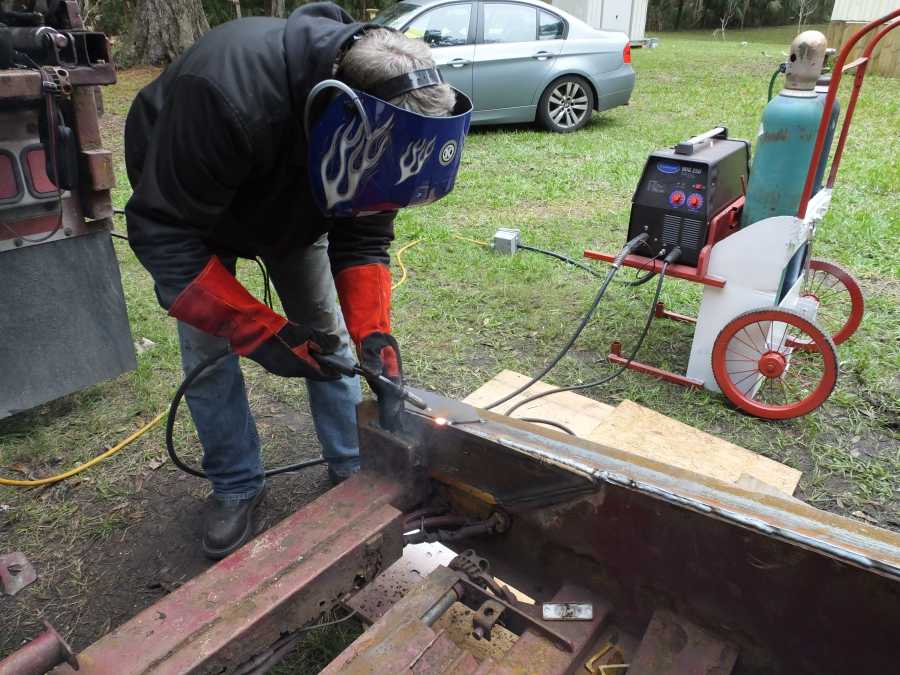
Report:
312,352,428,411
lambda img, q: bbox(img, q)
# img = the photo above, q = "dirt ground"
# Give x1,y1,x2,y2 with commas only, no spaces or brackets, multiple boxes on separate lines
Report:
1,396,332,658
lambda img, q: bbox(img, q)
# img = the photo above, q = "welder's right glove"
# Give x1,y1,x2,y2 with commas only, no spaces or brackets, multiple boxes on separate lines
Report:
168,256,340,381
360,332,405,430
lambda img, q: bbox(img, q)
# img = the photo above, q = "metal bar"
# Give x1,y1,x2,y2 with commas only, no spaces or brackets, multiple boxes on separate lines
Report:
654,302,696,324
421,587,460,626
583,250,726,288
796,8,900,219
0,622,77,675
826,17,900,189
841,56,868,72
54,474,404,674
608,341,704,388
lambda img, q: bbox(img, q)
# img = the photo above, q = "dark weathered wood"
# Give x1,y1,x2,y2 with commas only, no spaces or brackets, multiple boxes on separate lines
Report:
120,0,210,66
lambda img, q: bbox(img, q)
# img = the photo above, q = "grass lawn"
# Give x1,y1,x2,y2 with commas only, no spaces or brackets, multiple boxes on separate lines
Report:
1,23,898,669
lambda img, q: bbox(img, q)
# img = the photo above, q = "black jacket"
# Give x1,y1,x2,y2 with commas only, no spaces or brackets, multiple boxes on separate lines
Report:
124,3,394,307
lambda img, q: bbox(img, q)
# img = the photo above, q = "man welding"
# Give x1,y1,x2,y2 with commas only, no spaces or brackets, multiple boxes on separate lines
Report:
124,2,471,559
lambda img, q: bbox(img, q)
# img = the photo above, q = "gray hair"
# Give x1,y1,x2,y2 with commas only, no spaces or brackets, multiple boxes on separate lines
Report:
338,29,456,117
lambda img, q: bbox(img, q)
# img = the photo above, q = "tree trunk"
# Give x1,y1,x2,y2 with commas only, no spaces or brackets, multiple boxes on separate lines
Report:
265,0,286,17
121,0,210,66
675,0,685,30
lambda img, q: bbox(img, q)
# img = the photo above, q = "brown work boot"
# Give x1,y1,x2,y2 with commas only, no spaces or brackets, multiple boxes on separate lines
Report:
201,486,266,560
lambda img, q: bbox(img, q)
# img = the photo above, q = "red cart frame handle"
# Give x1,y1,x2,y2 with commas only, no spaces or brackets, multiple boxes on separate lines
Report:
797,9,900,220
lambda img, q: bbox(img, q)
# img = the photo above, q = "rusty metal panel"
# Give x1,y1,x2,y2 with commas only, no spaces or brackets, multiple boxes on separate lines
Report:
81,150,115,191
627,610,738,675
358,401,900,674
0,72,42,101
54,474,405,675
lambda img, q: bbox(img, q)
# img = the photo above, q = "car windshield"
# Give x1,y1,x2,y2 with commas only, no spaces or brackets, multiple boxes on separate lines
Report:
371,2,422,29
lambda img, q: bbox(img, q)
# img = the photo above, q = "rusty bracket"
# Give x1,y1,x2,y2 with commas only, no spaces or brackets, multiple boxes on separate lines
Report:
449,548,517,604
456,577,574,653
472,597,506,641
0,552,37,596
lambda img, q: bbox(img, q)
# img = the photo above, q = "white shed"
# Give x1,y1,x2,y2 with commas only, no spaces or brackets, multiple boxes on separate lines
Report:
550,0,648,41
828,0,899,77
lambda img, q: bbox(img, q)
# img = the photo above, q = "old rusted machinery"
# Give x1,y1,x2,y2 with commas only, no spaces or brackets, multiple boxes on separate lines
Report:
25,393,899,675
0,0,135,418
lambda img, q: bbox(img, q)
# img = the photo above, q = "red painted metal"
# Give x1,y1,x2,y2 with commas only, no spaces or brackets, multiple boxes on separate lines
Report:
711,308,838,420
584,250,726,287
627,610,738,674
0,622,78,675
797,9,900,219
54,474,405,675
654,302,696,324
788,258,864,350
608,341,704,389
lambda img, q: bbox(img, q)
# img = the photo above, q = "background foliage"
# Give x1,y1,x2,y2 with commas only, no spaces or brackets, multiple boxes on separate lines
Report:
83,0,837,38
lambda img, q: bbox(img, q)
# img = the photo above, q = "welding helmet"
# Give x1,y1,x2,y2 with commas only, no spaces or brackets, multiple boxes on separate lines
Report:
305,68,473,216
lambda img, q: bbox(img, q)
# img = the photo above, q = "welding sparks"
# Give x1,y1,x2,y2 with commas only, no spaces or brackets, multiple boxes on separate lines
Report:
434,417,449,426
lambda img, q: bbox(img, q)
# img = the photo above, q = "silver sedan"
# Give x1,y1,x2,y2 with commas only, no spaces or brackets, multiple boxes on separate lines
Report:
373,0,635,132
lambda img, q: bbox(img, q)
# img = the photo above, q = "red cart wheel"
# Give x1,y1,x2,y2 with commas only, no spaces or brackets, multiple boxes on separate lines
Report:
712,308,838,420
786,258,864,351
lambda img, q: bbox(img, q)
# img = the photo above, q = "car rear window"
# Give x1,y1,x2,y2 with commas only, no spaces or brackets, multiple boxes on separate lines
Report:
483,3,537,44
539,10,565,40
372,2,423,29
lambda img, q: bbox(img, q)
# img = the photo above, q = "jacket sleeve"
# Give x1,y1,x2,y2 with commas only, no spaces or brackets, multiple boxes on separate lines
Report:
125,75,255,308
326,211,396,275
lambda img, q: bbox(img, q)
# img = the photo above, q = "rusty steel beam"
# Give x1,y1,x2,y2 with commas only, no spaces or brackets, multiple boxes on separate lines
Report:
54,474,405,675
0,71,43,101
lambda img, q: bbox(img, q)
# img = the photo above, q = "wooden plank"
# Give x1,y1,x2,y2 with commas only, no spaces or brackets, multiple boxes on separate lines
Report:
463,370,614,438
588,400,801,495
464,371,801,496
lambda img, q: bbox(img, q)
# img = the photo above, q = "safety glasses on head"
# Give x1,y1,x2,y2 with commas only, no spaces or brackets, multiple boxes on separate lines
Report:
305,69,473,217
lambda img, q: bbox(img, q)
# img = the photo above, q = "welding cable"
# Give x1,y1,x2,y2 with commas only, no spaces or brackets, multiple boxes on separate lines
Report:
482,233,649,411
514,417,576,435
517,243,602,278
451,233,489,247
166,350,326,479
0,411,166,487
504,258,673,417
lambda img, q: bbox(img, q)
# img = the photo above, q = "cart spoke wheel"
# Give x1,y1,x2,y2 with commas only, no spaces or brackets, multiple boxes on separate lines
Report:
786,258,864,351
712,308,838,420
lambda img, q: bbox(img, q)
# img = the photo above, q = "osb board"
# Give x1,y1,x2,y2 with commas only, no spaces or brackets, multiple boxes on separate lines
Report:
465,371,801,496
463,370,615,438
587,400,801,496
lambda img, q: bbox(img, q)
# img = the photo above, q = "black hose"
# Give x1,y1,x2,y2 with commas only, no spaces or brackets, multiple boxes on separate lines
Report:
518,243,602,278
515,417,576,435
505,261,671,416
768,62,786,102
166,350,326,479
483,234,648,411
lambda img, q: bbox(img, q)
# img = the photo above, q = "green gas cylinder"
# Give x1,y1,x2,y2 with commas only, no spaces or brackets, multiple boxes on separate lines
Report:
743,31,829,227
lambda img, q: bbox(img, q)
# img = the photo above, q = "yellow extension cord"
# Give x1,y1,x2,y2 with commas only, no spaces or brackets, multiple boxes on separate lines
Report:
0,411,166,487
0,234,488,488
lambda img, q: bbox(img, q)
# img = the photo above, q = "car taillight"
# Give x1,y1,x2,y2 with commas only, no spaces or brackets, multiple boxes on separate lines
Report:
623,43,631,64
0,152,21,202
23,146,57,196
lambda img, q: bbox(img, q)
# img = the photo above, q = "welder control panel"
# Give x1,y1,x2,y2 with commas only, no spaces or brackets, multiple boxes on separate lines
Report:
627,136,749,267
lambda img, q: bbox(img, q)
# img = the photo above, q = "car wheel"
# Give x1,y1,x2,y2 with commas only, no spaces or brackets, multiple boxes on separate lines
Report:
538,76,594,133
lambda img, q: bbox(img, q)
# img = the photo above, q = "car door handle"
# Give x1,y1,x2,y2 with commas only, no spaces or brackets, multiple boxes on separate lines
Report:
533,51,553,60
447,58,470,68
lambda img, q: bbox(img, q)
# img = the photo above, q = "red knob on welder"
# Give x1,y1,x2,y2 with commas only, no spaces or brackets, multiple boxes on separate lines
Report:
686,192,704,210
669,190,686,207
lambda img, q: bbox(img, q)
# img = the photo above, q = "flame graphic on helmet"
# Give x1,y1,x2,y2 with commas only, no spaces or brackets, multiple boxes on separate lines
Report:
395,138,436,186
321,115,395,210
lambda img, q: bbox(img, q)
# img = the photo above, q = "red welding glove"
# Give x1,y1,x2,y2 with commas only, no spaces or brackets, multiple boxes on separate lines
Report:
334,263,404,428
169,257,340,381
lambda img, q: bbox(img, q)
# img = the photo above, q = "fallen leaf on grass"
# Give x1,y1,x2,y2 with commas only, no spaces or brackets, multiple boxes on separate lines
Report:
851,510,879,524
147,457,167,471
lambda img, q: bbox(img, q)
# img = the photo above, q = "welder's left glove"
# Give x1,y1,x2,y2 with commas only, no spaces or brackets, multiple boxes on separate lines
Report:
334,263,404,430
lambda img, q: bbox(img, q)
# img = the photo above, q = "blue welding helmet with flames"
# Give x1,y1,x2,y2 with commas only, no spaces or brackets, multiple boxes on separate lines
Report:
305,69,473,217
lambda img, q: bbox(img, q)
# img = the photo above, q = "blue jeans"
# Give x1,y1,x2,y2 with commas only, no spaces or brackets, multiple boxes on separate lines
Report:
173,236,362,502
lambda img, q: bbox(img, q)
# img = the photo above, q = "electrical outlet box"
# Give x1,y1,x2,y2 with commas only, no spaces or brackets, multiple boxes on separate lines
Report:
492,228,520,255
